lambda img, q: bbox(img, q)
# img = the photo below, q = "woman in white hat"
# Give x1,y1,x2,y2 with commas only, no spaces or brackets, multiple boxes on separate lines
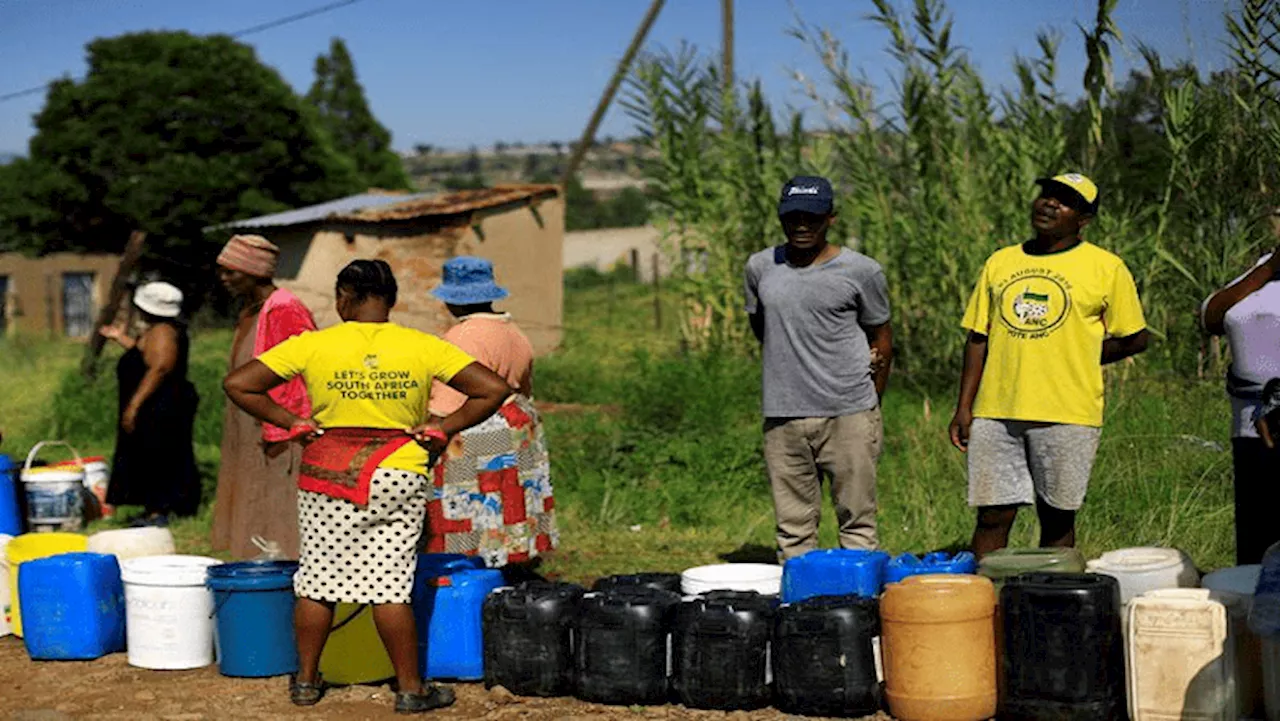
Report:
99,281,201,526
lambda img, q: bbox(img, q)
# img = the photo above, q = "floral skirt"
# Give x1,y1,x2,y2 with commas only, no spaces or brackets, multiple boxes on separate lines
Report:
425,395,558,567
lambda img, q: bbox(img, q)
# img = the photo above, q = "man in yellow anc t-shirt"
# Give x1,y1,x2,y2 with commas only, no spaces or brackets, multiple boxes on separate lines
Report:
947,174,1150,559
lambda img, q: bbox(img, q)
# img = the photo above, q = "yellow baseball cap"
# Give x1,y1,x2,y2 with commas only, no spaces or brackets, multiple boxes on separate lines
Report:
1035,173,1099,213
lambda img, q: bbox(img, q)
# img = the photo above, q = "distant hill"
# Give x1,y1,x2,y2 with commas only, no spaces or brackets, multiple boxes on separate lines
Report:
402,140,649,196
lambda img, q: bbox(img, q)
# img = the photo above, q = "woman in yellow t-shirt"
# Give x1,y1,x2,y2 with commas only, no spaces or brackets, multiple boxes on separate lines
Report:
224,259,510,713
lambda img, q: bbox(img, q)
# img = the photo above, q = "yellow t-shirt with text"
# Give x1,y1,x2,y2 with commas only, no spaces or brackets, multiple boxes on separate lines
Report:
256,322,475,475
961,242,1146,427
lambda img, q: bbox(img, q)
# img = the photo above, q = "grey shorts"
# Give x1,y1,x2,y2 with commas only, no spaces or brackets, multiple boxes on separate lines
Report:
967,418,1101,511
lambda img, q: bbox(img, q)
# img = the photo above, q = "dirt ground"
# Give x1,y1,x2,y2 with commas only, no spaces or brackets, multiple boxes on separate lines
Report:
0,637,893,720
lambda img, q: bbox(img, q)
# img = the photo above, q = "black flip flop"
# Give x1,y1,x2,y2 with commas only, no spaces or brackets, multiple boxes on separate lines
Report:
289,673,327,706
394,684,456,714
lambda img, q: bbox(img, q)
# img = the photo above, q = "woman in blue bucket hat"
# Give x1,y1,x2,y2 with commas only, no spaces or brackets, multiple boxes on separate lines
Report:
426,257,557,577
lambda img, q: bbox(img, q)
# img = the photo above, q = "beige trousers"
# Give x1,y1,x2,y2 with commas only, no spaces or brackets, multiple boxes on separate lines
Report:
764,407,883,560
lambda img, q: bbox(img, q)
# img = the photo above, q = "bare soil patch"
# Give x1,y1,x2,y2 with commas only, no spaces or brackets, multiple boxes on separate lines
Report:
0,637,891,720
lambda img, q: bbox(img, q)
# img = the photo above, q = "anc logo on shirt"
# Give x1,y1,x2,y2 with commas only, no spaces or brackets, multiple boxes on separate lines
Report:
363,354,379,370
997,272,1071,336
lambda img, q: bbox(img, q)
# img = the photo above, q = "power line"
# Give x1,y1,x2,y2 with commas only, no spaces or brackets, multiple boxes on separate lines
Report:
230,0,361,38
0,0,365,106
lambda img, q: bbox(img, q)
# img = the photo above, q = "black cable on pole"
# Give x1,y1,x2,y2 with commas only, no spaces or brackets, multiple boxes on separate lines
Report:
0,0,365,105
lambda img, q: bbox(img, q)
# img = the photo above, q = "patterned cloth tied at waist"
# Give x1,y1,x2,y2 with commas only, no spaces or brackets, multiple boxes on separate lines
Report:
298,428,413,507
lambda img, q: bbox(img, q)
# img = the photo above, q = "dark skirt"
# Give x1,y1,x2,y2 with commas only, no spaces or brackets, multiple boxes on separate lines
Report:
1232,437,1280,565
107,338,202,516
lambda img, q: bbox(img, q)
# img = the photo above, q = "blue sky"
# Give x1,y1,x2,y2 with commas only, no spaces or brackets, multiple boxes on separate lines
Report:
0,0,1229,155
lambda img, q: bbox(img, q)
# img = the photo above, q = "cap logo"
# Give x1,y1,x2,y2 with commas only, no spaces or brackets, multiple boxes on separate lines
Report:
1062,173,1084,183
788,186,821,196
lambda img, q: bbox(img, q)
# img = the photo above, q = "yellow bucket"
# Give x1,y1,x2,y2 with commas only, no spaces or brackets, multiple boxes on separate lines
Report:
6,532,88,637
319,603,395,685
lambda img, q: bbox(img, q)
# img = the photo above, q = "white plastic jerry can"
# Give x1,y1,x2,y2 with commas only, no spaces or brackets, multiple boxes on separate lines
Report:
1127,588,1246,721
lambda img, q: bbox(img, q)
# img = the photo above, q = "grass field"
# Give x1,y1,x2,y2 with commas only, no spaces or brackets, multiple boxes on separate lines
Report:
0,278,1238,582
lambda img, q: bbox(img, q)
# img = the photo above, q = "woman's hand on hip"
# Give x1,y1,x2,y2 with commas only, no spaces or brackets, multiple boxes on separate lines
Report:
286,417,324,444
407,422,449,456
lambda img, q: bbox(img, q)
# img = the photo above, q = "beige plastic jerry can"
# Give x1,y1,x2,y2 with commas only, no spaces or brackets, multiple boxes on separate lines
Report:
1127,588,1257,721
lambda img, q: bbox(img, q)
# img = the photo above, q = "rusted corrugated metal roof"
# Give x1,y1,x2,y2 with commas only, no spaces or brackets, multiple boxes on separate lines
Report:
339,184,559,222
205,184,559,232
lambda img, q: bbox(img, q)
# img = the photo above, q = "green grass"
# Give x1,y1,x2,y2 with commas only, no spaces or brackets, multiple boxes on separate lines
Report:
0,283,1239,582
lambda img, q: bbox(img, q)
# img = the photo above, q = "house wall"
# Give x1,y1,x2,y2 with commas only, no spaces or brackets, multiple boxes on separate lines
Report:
0,252,120,337
270,195,564,355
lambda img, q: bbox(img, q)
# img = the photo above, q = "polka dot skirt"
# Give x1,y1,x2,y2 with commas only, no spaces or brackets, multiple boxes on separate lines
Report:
294,468,429,604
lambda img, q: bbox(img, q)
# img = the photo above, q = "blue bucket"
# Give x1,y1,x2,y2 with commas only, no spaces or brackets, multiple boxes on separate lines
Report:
0,455,21,536
206,560,299,677
884,551,978,584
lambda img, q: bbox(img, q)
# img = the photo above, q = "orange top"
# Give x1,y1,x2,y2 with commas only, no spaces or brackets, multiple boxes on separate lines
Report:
430,313,533,416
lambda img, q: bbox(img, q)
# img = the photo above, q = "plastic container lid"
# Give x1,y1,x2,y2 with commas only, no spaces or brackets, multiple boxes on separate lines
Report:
20,466,85,483
682,563,782,595
416,553,484,579
52,456,105,467
1201,565,1261,597
5,532,89,563
978,547,1086,576
207,560,299,591
121,554,221,587
881,574,996,622
1088,547,1190,573
586,585,682,606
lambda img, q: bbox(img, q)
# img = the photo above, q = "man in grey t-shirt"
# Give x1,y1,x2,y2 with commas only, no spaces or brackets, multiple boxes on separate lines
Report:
745,175,893,558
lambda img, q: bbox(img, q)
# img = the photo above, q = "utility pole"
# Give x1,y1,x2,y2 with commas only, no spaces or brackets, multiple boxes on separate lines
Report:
559,0,665,188
82,230,147,378
721,0,734,93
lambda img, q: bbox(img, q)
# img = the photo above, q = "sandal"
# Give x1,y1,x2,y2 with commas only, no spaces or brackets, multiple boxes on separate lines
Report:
394,684,456,714
289,673,327,706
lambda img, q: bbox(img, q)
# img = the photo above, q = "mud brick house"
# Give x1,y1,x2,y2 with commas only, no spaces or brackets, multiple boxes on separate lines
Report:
0,252,120,337
208,185,564,354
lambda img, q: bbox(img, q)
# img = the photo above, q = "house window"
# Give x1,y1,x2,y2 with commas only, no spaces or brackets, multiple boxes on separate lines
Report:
62,272,96,338
0,275,8,334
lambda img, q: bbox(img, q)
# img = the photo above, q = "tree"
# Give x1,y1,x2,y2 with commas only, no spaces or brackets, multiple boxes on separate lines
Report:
603,186,651,227
564,175,602,231
494,141,509,154
305,37,409,190
442,174,487,190
521,153,541,180
461,147,482,174
413,143,434,157
0,31,362,256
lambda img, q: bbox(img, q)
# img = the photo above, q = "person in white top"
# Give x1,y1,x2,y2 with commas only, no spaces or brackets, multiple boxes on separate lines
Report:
1202,208,1280,565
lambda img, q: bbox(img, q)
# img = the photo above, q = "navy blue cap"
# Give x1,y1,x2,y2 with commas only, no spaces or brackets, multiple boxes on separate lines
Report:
778,176,835,216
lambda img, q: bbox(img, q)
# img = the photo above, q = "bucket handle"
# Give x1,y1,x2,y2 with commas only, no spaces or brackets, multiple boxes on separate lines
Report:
330,603,371,634
23,441,84,474
210,589,233,619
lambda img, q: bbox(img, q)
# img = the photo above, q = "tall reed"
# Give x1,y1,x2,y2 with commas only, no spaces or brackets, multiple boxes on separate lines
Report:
626,0,1280,387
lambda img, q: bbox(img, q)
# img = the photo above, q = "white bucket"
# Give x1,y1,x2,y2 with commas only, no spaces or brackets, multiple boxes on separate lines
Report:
88,527,176,561
120,555,221,670
20,442,85,532
0,534,12,637
681,563,782,596
1086,547,1200,607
